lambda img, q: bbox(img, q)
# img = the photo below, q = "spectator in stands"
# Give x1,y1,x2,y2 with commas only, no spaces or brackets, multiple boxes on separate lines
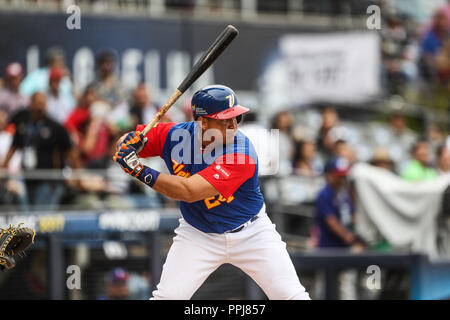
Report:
369,147,395,173
419,9,450,82
390,113,416,145
129,83,159,129
0,108,24,206
46,67,75,124
240,111,279,176
1,92,80,209
444,0,450,22
65,86,112,167
0,109,13,164
65,85,97,147
183,99,194,122
436,37,450,89
436,144,450,181
98,268,130,300
381,14,410,94
401,139,437,181
333,139,357,164
427,123,445,163
317,107,339,161
91,51,125,107
388,112,417,170
0,62,28,118
271,110,295,175
20,47,76,107
292,139,322,177
315,157,364,250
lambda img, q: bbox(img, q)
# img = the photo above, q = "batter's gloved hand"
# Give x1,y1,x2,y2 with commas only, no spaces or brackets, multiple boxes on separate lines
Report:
123,131,148,154
113,143,145,178
113,143,160,187
0,223,36,271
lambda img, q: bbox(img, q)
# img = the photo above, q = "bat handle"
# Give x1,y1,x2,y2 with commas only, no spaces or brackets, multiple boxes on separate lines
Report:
141,89,183,136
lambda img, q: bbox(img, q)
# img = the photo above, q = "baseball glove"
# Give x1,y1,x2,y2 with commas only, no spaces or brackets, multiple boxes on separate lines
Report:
0,223,36,271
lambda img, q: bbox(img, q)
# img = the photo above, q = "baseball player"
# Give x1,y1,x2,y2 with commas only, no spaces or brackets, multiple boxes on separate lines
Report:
113,85,310,300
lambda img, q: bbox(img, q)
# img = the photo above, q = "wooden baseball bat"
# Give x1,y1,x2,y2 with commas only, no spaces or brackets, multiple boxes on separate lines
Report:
141,25,239,136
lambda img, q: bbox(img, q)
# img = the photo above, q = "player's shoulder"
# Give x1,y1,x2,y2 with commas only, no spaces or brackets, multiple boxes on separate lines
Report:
224,130,258,160
163,121,196,140
170,121,195,131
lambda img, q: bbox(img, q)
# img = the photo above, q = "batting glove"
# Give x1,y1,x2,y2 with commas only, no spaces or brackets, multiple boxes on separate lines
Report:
123,131,148,153
113,143,160,187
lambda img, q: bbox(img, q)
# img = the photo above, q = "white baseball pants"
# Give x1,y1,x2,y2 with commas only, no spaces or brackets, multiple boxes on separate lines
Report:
151,207,311,300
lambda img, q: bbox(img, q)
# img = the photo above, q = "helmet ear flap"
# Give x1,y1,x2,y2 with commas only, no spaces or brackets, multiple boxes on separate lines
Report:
236,114,242,123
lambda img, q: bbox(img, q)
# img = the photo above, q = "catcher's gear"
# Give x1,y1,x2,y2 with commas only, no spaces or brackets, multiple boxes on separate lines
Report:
113,144,160,187
0,224,36,271
123,131,148,153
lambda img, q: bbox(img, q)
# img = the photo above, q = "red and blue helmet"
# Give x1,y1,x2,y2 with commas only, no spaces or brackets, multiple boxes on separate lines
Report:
191,85,249,121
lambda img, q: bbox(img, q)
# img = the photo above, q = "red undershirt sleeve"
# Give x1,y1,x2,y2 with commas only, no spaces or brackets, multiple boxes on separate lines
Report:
197,153,256,198
136,122,176,158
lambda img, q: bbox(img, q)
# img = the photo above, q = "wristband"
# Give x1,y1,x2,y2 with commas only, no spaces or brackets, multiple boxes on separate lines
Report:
136,165,160,188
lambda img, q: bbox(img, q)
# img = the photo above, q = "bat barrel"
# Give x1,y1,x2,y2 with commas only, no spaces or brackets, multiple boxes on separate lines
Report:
140,25,239,137
177,25,238,93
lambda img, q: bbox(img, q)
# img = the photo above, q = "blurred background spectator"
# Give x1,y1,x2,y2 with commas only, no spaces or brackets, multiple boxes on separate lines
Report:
90,51,125,108
437,144,450,180
129,83,158,129
0,63,28,118
271,110,295,175
419,9,450,84
315,157,363,251
46,66,75,124
401,138,437,181
316,107,340,161
369,147,396,173
1,92,80,210
292,139,322,177
19,46,76,109
98,268,130,300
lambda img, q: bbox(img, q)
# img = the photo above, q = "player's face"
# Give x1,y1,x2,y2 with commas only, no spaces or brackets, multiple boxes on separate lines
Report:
327,173,347,189
202,117,238,145
29,92,47,119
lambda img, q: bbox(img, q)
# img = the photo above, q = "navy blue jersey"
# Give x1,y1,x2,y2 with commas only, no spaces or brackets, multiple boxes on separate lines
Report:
315,184,354,248
137,121,264,233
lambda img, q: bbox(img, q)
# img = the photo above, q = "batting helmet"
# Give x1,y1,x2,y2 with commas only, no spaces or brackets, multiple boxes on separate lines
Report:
191,85,249,122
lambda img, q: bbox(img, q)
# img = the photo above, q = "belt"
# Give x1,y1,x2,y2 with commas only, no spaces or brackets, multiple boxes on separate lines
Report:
226,214,260,234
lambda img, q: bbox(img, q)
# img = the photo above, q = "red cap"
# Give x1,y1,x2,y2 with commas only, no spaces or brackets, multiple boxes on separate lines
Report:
49,67,64,81
325,157,351,176
5,62,23,78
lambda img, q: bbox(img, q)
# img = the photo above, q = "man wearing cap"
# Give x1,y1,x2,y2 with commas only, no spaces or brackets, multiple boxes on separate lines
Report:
46,67,75,124
315,157,363,250
113,85,310,300
19,47,76,109
98,268,131,300
0,62,29,118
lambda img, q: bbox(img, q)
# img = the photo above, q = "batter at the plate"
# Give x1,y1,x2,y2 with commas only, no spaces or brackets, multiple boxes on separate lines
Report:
113,84,310,300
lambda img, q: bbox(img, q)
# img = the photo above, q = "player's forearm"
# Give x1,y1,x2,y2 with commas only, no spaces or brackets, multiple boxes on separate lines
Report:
152,173,194,202
325,216,355,245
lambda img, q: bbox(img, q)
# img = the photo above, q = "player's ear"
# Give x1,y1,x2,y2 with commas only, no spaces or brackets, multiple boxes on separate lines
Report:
198,116,208,131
